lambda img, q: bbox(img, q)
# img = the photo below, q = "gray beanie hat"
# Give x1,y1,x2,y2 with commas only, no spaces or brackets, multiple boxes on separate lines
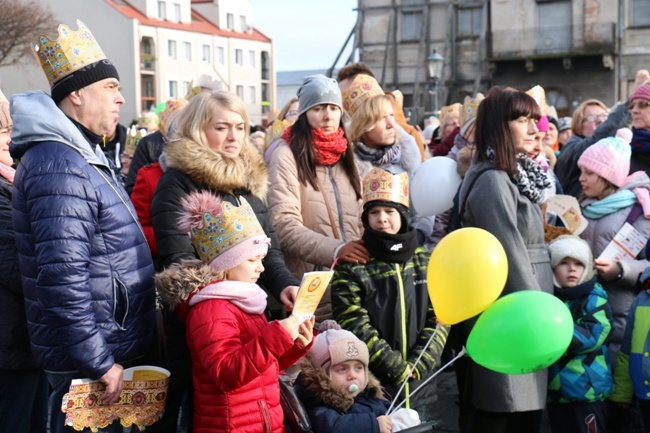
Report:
297,74,342,116
548,235,595,285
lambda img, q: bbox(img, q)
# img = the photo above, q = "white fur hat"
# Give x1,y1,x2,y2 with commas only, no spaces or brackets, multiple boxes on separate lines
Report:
548,235,594,284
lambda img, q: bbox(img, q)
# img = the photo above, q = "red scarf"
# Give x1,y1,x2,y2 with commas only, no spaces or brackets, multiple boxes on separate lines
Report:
282,126,348,166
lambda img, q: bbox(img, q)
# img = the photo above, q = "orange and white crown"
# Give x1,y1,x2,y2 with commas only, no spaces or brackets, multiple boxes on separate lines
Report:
125,126,147,156
342,74,384,118
439,103,462,126
460,93,485,126
34,20,108,87
362,168,409,209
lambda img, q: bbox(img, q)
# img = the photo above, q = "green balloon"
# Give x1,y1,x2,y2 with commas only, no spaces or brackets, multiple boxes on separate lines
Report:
466,291,573,374
155,102,167,116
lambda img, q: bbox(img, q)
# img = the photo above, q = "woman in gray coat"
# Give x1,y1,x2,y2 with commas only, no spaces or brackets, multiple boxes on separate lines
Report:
457,86,554,433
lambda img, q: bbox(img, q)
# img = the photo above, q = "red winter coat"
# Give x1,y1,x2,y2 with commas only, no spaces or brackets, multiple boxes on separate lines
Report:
185,296,309,433
130,162,163,257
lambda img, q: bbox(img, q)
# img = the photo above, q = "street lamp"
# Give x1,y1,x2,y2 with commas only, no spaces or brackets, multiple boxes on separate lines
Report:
427,49,444,114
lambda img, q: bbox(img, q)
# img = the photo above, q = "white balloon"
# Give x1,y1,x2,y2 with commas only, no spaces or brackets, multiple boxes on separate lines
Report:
410,157,462,217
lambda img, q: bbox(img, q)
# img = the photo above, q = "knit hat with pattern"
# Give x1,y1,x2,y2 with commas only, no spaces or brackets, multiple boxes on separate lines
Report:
577,128,632,187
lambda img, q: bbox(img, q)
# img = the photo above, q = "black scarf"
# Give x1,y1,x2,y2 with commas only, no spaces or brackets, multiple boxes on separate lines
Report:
362,226,418,263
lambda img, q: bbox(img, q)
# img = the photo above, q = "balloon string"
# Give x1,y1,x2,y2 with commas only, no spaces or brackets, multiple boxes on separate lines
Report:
386,323,440,415
386,346,467,416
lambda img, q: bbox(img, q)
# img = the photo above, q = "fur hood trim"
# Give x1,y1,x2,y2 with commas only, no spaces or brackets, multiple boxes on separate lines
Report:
155,259,224,309
165,137,269,200
298,353,385,412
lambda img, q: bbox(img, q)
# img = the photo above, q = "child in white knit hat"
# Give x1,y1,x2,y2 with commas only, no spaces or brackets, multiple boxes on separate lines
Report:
546,235,613,433
155,191,315,433
294,321,421,433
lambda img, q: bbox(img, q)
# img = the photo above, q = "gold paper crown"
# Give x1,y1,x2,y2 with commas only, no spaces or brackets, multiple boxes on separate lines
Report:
342,74,384,118
125,126,146,156
190,197,265,265
159,98,188,136
362,168,409,209
440,103,462,126
137,112,159,133
35,20,108,87
460,93,485,126
525,85,547,116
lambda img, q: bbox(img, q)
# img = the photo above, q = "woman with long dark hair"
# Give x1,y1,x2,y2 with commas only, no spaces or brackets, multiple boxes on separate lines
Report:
267,74,369,322
457,86,554,433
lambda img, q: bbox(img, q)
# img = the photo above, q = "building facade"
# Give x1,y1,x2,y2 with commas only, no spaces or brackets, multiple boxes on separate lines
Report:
352,0,650,120
0,0,275,126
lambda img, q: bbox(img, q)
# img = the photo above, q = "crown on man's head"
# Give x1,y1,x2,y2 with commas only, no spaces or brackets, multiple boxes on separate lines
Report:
34,20,107,88
362,168,409,209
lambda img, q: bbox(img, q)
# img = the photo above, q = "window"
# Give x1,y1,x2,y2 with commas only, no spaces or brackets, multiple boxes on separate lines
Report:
261,83,269,102
168,40,177,59
202,45,211,62
401,11,423,41
216,46,225,64
240,15,247,31
158,0,166,19
632,0,650,26
236,85,244,100
169,80,178,98
261,51,269,80
235,49,243,66
249,50,255,67
227,13,234,30
458,7,483,37
183,42,192,61
173,3,181,22
249,86,256,103
182,81,191,97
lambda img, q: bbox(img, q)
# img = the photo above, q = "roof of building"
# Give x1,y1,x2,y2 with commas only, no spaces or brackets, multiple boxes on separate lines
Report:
107,0,271,43
277,69,339,86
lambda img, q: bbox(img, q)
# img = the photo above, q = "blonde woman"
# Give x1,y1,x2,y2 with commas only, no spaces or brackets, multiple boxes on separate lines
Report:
150,90,299,431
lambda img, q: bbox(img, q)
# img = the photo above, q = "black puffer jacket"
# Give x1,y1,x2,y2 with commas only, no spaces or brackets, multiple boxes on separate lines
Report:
0,175,38,370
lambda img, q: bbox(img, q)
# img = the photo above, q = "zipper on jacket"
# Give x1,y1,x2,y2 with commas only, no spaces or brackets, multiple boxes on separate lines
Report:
395,263,410,408
327,166,347,242
258,400,273,433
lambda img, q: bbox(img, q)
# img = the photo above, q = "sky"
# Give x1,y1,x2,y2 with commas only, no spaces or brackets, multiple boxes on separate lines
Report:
251,0,358,72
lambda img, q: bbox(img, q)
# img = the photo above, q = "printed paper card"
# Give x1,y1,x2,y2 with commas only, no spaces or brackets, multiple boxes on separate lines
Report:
62,365,170,432
598,222,646,262
292,271,334,321
546,194,588,236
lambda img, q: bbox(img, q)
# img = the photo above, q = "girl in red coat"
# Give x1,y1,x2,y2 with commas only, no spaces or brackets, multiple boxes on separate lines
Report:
156,190,315,433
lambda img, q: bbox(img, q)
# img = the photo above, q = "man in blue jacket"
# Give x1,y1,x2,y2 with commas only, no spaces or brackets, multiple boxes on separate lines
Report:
9,20,156,433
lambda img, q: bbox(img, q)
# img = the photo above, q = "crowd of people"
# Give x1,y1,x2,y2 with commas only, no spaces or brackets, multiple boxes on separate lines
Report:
2,18,650,433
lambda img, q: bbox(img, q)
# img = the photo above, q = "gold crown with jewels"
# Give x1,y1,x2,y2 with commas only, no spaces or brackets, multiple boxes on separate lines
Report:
362,168,409,209
190,197,265,264
34,20,108,87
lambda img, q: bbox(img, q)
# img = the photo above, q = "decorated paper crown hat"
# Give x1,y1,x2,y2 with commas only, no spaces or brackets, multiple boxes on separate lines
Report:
137,112,159,133
525,85,548,115
35,20,119,103
341,74,384,118
0,89,10,129
362,168,409,209
179,191,269,272
124,126,146,156
159,98,188,137
439,103,461,126
460,93,485,126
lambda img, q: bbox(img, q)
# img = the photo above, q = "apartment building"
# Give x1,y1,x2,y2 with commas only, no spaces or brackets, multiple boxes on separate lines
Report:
0,0,275,125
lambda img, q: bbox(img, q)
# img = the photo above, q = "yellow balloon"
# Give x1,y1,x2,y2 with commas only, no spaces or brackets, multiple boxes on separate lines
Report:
427,227,508,325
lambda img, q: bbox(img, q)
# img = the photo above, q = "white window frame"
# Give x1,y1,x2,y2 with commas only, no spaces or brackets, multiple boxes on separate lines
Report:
249,85,256,103
216,46,225,64
168,40,177,59
202,44,211,62
235,49,243,66
236,85,244,100
158,0,166,19
248,50,255,67
169,80,178,98
227,13,234,30
183,41,192,61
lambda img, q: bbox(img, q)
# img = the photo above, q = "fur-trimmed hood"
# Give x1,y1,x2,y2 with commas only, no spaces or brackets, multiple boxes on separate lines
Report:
164,137,269,200
155,259,224,318
295,353,385,413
